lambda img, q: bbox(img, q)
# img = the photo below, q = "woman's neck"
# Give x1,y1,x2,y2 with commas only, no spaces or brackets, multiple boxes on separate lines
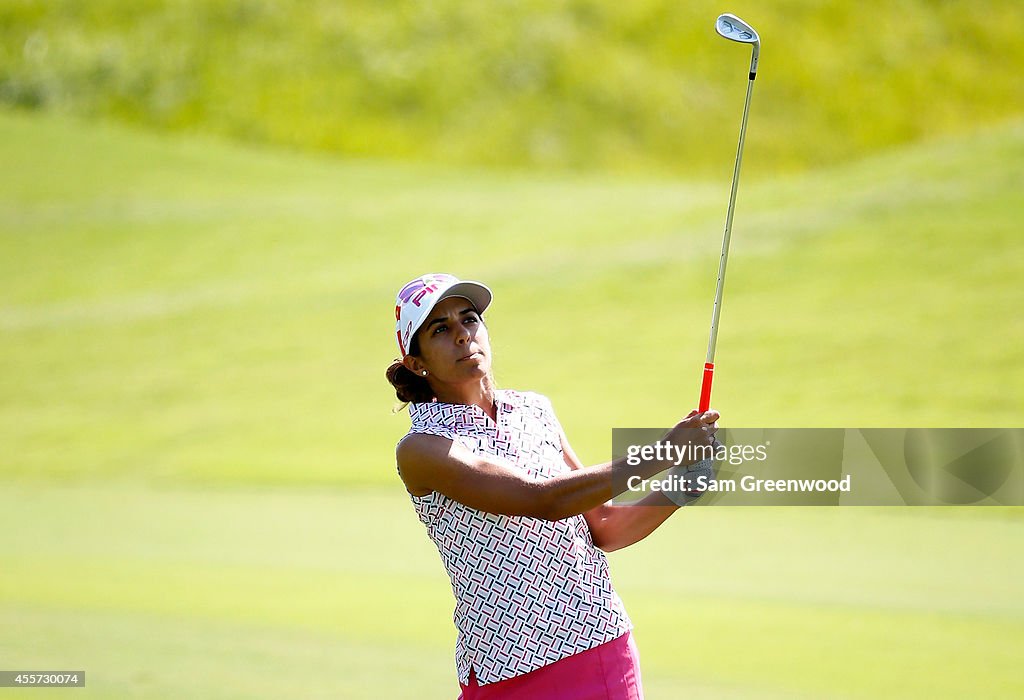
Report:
433,376,497,420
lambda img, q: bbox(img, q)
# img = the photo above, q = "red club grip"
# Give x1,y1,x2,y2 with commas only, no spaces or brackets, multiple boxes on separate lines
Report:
698,362,715,413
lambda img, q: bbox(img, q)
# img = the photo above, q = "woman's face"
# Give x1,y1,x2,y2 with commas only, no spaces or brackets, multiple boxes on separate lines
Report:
407,296,492,385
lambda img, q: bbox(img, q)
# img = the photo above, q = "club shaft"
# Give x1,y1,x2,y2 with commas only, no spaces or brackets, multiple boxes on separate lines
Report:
705,75,755,364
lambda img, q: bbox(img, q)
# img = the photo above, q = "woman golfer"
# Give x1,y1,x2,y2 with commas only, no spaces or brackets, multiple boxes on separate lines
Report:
387,273,719,699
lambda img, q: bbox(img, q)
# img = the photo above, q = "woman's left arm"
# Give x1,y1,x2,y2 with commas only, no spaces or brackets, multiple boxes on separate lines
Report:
559,428,681,552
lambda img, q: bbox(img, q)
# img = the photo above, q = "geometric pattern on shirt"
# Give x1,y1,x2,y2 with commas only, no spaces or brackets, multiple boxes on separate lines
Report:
399,390,632,685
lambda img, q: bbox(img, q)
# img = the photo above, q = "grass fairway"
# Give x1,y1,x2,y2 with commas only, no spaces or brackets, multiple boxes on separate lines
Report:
0,483,1022,699
1,110,1023,697
1,110,1021,485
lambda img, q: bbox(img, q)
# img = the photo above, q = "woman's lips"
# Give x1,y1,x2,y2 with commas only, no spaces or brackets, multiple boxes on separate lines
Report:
458,351,482,362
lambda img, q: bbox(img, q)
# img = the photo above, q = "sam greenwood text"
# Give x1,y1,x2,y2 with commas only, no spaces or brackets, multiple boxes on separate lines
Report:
627,473,853,494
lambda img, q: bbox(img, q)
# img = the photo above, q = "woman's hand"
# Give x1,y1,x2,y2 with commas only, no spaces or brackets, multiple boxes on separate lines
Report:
664,409,720,466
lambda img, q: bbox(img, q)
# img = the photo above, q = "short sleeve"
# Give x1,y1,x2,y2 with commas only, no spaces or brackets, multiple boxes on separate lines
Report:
395,427,463,515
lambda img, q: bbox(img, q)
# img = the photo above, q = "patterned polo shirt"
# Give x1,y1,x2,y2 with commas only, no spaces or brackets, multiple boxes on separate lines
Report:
398,389,632,685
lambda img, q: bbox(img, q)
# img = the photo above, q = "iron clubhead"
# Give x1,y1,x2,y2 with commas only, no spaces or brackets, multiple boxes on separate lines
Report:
716,13,760,76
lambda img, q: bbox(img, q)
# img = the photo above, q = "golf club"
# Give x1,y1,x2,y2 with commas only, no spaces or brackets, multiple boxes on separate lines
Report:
698,13,760,413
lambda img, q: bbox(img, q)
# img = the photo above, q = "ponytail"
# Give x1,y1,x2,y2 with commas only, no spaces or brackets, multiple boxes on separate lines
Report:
385,360,436,405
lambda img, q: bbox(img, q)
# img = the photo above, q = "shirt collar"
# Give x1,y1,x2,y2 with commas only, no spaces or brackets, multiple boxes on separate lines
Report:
409,390,517,430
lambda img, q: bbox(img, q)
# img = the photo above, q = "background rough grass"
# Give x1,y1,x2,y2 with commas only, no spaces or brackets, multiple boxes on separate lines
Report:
1,0,1022,174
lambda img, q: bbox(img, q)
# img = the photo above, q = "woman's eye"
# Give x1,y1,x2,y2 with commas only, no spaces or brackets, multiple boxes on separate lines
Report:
465,317,478,325
433,325,447,334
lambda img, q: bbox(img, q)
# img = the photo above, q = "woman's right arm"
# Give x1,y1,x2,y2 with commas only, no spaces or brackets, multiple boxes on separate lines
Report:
396,411,719,520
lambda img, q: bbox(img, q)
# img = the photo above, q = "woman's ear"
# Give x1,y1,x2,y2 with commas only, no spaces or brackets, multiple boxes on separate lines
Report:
403,354,425,376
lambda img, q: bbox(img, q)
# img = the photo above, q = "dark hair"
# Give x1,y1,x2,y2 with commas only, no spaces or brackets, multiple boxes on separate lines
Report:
385,335,436,405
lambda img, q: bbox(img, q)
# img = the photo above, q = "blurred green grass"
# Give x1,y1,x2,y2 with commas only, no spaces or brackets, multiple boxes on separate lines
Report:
2,4,1022,698
1,109,1021,486
1,0,1022,174
0,483,1021,699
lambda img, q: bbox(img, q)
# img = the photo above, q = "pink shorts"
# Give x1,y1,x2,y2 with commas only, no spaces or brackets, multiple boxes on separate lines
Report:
456,631,643,700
